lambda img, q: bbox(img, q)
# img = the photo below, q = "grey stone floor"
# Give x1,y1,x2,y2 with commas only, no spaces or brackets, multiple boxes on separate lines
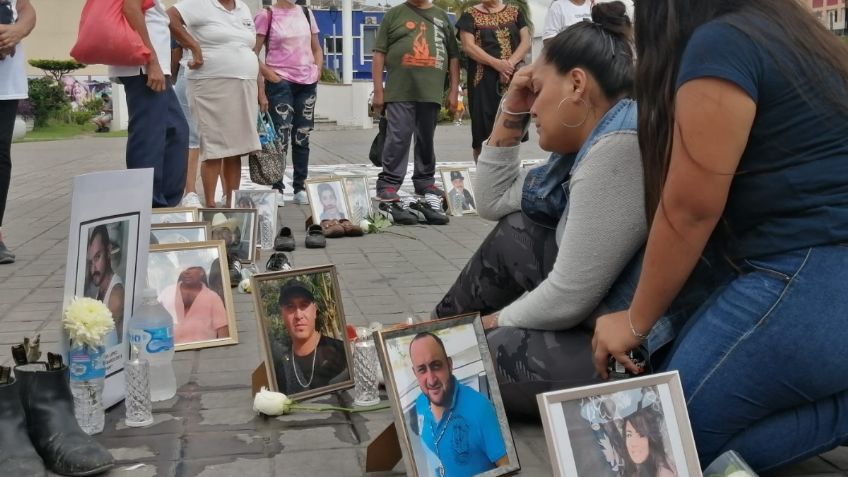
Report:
0,127,845,476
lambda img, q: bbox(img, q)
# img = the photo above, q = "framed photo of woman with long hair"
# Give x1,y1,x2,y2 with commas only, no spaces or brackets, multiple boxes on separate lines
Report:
537,371,700,477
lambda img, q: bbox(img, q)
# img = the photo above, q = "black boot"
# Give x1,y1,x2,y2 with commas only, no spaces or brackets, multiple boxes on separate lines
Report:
16,364,114,476
0,378,46,476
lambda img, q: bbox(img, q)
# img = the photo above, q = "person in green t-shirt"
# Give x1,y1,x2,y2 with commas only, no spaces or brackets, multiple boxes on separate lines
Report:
371,0,460,209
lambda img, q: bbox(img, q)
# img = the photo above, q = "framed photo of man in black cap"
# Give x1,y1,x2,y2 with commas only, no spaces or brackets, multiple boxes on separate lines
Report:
440,167,478,216
251,265,353,399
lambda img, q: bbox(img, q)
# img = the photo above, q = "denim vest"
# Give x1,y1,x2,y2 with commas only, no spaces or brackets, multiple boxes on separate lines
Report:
521,98,638,229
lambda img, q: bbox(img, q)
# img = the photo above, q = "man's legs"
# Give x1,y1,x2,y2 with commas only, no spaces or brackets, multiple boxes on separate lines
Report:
376,102,417,197
433,211,558,317
290,82,317,195
162,84,189,207
122,75,171,208
0,100,17,262
411,102,440,194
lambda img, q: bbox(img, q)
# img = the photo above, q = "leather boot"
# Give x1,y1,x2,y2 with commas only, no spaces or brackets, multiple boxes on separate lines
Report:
16,363,114,476
0,378,46,476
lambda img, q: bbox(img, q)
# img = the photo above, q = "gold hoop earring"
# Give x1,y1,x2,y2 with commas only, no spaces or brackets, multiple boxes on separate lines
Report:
557,96,590,128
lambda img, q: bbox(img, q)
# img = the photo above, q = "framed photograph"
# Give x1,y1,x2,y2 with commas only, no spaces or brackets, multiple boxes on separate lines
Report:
374,314,520,477
521,159,545,169
340,175,372,224
537,371,700,477
305,178,351,223
251,265,354,400
232,190,278,251
440,168,477,216
151,207,198,225
148,241,238,351
150,222,209,245
198,208,258,263
74,214,140,355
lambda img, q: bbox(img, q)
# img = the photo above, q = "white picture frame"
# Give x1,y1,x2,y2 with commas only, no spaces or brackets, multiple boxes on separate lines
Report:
340,175,372,224
232,190,278,251
439,167,478,216
537,371,701,477
305,178,352,224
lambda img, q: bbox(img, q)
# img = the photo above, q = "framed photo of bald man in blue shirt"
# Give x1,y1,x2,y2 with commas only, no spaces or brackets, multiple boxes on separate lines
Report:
374,314,519,477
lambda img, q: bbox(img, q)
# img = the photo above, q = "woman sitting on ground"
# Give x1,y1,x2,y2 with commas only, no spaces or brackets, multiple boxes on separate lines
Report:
432,2,647,416
592,0,848,472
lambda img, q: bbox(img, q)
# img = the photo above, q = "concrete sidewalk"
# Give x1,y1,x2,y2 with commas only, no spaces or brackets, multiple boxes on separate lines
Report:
0,128,845,476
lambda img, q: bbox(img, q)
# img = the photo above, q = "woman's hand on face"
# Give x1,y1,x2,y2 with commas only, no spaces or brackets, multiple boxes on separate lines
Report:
501,64,534,114
591,310,644,379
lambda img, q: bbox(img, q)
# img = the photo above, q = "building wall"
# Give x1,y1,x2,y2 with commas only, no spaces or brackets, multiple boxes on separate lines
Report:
810,0,848,34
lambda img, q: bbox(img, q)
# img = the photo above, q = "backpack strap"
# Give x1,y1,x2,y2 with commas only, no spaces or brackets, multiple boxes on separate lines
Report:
301,5,312,30
263,6,273,56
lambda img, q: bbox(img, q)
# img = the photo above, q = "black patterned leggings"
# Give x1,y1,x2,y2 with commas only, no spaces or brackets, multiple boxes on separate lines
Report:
433,211,601,418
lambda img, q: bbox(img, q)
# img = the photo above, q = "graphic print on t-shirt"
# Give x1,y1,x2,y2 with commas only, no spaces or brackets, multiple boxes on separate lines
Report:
402,21,436,67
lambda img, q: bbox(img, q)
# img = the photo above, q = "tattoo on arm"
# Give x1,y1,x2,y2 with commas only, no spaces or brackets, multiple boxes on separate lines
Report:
490,113,530,147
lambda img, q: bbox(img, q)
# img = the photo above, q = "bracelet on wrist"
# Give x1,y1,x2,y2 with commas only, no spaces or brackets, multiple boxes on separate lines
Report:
499,95,530,116
627,309,649,341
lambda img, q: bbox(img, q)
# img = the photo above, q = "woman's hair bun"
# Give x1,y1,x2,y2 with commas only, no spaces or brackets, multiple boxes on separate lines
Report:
591,1,632,36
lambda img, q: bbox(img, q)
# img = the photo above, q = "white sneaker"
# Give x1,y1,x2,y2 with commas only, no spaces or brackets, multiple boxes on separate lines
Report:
294,191,309,205
180,192,202,207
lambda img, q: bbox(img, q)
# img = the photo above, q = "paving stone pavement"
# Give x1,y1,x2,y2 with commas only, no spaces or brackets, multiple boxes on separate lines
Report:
1,127,846,476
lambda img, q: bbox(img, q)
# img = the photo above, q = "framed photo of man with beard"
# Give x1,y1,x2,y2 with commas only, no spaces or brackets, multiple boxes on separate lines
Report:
374,314,519,477
147,241,238,351
251,265,353,401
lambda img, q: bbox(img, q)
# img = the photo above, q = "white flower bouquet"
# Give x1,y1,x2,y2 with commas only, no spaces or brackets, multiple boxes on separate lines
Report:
62,297,115,348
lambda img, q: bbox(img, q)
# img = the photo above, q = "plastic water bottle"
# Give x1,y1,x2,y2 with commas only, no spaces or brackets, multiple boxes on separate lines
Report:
69,344,106,434
128,288,176,402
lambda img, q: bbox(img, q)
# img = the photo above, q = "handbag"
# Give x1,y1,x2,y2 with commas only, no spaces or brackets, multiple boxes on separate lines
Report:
70,0,155,66
368,115,387,167
249,112,287,186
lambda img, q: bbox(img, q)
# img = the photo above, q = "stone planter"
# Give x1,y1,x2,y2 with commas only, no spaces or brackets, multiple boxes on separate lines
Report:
24,117,34,132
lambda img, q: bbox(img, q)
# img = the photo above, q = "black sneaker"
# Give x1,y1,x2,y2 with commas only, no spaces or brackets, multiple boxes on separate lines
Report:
227,253,241,287
414,184,445,197
0,240,14,265
266,252,292,272
378,202,419,225
409,198,449,225
376,187,401,202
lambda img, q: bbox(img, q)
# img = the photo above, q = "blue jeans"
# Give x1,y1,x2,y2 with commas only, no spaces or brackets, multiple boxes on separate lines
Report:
660,244,848,472
264,79,316,194
121,75,188,207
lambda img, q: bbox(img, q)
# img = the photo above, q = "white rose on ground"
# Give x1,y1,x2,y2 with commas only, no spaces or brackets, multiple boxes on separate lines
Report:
359,219,371,233
253,387,293,415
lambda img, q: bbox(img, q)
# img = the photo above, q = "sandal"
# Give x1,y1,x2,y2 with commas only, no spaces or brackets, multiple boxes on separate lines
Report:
305,224,327,248
321,219,345,238
338,219,364,237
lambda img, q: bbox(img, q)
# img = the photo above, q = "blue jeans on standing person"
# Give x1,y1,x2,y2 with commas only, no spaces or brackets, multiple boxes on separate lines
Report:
660,244,848,472
264,79,316,194
121,74,188,207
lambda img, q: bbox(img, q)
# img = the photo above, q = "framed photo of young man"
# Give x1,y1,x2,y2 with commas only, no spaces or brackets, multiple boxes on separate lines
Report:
339,174,372,224
374,314,520,477
305,178,351,223
151,207,199,225
251,265,353,400
198,208,258,263
150,222,210,245
536,371,700,477
148,241,238,351
439,168,478,216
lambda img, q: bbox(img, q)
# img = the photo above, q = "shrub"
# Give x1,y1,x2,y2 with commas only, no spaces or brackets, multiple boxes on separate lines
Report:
27,77,69,127
16,99,34,119
320,67,338,83
438,107,453,123
70,110,94,125
28,59,86,82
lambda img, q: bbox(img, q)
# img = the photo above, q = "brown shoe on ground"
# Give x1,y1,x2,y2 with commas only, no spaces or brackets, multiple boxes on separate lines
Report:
321,219,345,238
338,219,364,237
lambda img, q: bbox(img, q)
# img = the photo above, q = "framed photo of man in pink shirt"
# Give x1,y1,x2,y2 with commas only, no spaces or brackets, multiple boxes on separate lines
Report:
148,241,238,351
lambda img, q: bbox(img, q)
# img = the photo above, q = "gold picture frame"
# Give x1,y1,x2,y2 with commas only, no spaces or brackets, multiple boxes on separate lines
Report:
148,241,239,351
374,313,520,477
251,265,354,401
537,371,701,477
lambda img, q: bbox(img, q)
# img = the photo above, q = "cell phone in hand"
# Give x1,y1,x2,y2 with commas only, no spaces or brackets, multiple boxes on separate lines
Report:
0,0,13,25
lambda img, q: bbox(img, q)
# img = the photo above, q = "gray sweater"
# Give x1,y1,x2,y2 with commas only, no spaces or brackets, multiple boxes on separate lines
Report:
475,131,646,330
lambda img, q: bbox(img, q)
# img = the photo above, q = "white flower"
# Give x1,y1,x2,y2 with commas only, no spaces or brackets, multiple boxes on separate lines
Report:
359,219,371,233
238,278,252,294
62,297,115,348
253,387,294,415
